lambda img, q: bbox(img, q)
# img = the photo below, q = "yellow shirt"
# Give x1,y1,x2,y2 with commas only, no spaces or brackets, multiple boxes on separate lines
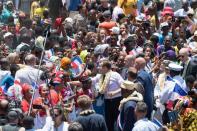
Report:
34,7,48,18
118,0,137,16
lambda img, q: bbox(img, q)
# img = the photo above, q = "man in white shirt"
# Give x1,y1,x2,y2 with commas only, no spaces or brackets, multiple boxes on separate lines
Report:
132,102,159,131
15,54,43,85
93,61,123,131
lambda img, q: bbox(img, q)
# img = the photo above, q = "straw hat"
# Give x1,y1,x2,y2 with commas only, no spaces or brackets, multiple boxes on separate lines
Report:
121,81,137,91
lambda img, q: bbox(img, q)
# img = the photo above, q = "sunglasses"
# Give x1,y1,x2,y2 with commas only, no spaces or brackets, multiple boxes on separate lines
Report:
188,14,193,17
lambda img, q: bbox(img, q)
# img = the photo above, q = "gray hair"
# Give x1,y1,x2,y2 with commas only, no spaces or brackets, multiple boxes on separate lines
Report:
25,54,36,66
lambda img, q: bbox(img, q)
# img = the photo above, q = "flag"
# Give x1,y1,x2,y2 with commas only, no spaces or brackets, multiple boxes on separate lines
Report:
32,82,38,89
0,86,5,99
7,79,22,100
152,118,163,128
0,84,6,93
173,83,187,96
71,56,83,69
71,56,83,76
166,76,187,100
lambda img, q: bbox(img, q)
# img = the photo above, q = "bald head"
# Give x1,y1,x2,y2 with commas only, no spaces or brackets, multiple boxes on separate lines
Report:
124,55,135,67
179,48,189,63
179,48,189,55
0,99,9,111
135,57,146,71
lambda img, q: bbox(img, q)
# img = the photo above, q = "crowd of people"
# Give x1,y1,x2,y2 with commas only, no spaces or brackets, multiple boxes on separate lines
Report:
0,0,197,131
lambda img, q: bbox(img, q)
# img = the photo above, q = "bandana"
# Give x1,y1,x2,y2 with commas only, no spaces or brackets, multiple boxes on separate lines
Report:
61,57,71,68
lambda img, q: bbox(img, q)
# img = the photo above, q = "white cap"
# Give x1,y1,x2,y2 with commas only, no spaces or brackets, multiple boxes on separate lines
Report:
168,63,183,71
174,9,187,17
160,22,169,28
64,17,73,25
6,0,13,5
135,13,146,21
110,27,120,35
3,32,13,39
189,41,197,50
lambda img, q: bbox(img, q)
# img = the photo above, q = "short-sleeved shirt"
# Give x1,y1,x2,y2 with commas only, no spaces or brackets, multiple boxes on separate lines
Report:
132,118,159,131
118,0,137,16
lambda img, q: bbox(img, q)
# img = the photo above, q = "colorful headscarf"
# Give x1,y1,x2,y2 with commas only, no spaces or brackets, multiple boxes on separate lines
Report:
61,57,71,68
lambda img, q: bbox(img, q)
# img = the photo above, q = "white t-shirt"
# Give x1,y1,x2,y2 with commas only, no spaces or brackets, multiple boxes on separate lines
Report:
15,66,43,85
0,70,10,82
112,6,124,21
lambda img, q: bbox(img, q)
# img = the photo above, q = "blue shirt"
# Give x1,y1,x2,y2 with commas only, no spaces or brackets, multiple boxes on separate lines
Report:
69,0,81,11
0,75,14,92
0,8,12,24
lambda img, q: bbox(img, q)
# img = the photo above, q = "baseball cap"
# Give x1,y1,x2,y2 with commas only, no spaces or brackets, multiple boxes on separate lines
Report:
135,13,146,21
6,0,13,5
110,27,120,35
160,22,169,28
3,32,13,39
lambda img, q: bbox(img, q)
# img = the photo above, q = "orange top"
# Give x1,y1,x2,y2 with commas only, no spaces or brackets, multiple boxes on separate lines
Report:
99,21,117,34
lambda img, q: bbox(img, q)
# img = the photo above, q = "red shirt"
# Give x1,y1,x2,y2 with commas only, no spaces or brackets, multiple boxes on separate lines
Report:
33,90,59,116
21,99,30,113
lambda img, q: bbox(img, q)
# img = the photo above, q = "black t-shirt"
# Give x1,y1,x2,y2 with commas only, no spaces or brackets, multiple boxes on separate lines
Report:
97,5,109,13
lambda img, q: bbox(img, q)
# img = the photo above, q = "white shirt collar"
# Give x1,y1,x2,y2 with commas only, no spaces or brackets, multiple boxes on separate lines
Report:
134,118,148,126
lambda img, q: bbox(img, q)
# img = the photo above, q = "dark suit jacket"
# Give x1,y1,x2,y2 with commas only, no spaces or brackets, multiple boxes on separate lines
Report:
137,69,154,119
119,101,136,131
76,113,108,131
185,60,197,79
121,68,128,80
